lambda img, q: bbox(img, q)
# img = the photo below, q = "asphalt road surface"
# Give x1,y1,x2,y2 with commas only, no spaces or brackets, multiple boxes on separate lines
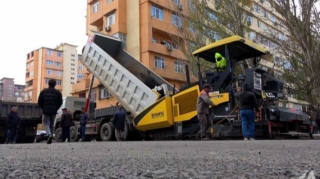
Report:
0,140,318,179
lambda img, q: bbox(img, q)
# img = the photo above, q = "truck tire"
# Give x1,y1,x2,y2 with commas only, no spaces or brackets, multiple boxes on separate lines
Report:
55,127,62,142
115,123,128,141
70,126,78,142
100,123,114,141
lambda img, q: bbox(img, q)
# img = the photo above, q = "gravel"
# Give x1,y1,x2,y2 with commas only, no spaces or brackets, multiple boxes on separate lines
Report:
0,140,319,178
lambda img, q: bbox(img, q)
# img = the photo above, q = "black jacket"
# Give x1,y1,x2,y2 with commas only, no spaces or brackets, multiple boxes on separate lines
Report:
61,112,73,127
113,109,126,130
6,111,20,127
37,87,63,115
234,82,259,112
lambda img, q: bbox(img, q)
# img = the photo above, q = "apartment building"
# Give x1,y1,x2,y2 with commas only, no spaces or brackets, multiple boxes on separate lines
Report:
72,0,306,110
0,78,25,102
25,44,84,102
72,0,190,108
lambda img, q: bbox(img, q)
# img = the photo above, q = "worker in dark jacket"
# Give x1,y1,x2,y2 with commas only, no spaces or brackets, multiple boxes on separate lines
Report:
197,84,216,140
79,107,89,142
112,102,126,141
5,106,20,144
234,82,259,140
60,108,73,142
37,79,63,144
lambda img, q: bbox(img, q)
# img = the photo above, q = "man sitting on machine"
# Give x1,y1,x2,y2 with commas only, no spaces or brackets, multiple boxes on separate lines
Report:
213,52,227,81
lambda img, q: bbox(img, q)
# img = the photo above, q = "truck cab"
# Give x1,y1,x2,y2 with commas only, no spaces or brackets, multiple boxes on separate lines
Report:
54,96,96,142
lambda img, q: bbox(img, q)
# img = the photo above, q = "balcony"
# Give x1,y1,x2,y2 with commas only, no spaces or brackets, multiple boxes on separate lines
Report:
149,42,186,60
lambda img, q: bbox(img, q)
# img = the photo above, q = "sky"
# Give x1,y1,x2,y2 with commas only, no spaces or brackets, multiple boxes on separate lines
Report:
0,0,87,85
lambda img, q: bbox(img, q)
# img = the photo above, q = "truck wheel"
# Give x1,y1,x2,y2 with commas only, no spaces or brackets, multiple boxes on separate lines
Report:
100,123,114,141
70,126,78,142
115,123,129,141
55,127,62,142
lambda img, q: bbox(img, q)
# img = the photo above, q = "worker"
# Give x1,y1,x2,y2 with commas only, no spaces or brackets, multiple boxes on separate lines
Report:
234,82,259,140
60,108,73,142
112,102,126,141
37,79,63,144
197,84,216,140
79,107,89,142
5,106,20,144
213,52,227,81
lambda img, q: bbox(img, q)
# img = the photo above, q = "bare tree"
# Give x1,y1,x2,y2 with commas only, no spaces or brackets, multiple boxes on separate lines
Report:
167,0,254,77
267,0,320,106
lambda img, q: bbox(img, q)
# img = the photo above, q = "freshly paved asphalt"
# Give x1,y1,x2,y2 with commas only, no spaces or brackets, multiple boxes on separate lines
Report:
0,140,318,178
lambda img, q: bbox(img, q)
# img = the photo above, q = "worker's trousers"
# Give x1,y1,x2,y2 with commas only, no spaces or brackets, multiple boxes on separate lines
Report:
240,109,255,138
43,114,55,136
197,113,212,138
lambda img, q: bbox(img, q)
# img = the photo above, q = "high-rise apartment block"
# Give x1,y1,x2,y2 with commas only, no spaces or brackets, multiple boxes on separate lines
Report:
72,0,307,110
25,44,87,102
0,78,25,102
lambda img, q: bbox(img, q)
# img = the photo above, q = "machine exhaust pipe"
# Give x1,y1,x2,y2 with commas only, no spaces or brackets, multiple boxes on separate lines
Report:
185,64,190,85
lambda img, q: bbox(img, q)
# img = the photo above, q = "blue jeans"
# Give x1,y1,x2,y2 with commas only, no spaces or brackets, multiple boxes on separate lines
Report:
7,127,18,143
240,109,255,138
80,125,86,140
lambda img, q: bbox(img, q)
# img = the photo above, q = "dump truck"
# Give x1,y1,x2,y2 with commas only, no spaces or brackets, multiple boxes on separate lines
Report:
0,101,42,143
54,32,311,141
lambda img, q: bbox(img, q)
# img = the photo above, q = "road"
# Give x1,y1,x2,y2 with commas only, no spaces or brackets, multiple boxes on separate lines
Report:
0,140,318,179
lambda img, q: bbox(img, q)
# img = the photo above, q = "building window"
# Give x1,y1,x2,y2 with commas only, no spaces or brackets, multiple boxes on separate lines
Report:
107,0,114,4
71,54,75,57
154,56,165,69
78,55,82,60
151,6,164,20
57,80,62,86
57,71,62,76
171,14,182,27
78,65,83,70
79,92,86,98
71,59,75,62
174,61,184,73
100,87,112,99
77,74,83,79
45,79,49,84
21,92,25,96
107,13,115,26
172,0,180,5
249,31,256,39
254,4,260,13
71,64,75,66
71,77,75,80
55,62,61,66
46,60,53,65
257,20,262,28
247,16,253,25
47,50,52,55
57,52,62,57
71,82,74,84
30,71,34,76
270,15,276,23
14,92,19,96
90,89,97,101
47,70,52,75
93,2,99,13
71,68,75,70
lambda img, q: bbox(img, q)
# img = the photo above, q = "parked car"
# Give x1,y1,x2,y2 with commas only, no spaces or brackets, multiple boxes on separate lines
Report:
34,130,48,143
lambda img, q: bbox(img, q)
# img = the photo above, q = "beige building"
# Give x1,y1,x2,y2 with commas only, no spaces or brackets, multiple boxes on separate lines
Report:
25,44,87,102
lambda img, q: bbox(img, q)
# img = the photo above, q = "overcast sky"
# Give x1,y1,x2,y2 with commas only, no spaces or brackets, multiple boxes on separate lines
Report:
0,0,87,85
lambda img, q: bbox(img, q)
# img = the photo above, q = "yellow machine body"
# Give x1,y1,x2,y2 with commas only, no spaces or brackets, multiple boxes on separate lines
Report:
133,84,230,131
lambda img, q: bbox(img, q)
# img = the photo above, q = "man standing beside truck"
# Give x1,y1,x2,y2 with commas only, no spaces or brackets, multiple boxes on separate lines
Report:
60,108,73,142
5,106,20,144
38,79,63,144
79,107,89,142
197,84,216,140
234,82,259,140
112,102,126,141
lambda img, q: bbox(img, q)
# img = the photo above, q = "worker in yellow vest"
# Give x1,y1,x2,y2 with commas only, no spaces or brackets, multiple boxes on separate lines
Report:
213,52,227,81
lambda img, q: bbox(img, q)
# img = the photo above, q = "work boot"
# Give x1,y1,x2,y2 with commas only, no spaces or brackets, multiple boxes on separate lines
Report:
5,139,10,144
244,138,249,141
249,138,255,140
47,135,53,144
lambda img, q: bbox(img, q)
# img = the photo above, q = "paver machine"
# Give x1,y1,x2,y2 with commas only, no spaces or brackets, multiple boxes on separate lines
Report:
192,35,312,139
80,32,312,140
